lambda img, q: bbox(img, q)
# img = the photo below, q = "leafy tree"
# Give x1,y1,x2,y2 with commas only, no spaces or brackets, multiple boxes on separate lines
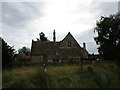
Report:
18,47,31,56
2,38,16,68
15,53,30,62
36,32,48,41
94,14,120,61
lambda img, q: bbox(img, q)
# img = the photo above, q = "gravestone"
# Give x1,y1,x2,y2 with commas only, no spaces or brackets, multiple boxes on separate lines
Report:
79,59,83,70
44,68,47,72
43,64,48,88
92,61,95,64
43,63,46,68
87,66,93,72
99,71,108,86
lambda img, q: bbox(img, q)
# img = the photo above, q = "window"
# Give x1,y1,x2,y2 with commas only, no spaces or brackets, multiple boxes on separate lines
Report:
67,42,72,47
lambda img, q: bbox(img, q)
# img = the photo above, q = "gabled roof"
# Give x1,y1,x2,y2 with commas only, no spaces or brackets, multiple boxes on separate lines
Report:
61,32,82,48
62,32,73,41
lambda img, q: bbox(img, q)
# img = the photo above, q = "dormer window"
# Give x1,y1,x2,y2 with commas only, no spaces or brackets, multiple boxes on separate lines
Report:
67,41,72,47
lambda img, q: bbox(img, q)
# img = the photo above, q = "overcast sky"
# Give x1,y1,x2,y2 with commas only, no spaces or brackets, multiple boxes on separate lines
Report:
1,0,119,54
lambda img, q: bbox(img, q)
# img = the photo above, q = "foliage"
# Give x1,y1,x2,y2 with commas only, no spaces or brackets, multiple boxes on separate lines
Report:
94,14,120,60
15,53,30,62
18,47,31,56
2,38,16,68
67,56,75,64
36,32,48,41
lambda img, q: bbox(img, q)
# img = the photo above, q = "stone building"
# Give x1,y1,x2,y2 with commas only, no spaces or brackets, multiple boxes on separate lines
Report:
31,30,88,62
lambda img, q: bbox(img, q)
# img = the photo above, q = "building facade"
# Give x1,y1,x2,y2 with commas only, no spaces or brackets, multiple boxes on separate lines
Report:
31,30,88,62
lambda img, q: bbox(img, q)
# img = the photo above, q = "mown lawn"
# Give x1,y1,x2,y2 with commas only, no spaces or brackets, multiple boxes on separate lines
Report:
2,63,120,88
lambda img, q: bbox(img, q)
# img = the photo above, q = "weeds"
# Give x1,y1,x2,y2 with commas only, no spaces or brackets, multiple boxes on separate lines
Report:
2,63,119,88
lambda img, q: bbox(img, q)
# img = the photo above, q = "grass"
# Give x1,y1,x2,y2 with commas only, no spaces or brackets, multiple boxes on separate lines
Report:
47,64,119,88
2,62,119,88
2,66,46,88
0,71,2,89
47,65,81,88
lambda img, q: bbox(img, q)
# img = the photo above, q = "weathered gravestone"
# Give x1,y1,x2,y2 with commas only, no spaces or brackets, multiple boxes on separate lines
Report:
79,59,83,70
87,66,93,72
99,71,108,86
43,64,49,88
92,60,95,65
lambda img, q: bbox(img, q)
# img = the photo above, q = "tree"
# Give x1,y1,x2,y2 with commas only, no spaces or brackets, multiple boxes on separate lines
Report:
39,32,48,41
36,32,48,41
18,47,31,56
94,14,120,61
15,53,30,62
17,47,31,62
2,38,16,68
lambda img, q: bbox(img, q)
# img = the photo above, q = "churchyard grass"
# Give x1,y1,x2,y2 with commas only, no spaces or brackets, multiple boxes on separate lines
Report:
2,66,46,88
0,71,2,89
2,62,119,88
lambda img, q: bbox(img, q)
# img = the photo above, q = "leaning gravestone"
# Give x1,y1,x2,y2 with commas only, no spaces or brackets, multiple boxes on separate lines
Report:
99,71,108,86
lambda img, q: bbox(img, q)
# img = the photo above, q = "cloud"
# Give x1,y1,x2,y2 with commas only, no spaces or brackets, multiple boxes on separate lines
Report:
0,2,2,36
98,2,118,16
1,1,118,54
75,29,99,54
2,2,45,47
2,2,45,28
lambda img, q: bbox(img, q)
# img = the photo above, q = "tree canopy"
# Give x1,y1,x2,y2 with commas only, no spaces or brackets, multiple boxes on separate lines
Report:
36,32,48,41
94,14,120,60
18,47,31,56
2,38,16,68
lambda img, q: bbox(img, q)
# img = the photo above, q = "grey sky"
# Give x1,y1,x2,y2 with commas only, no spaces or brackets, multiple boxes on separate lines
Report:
1,0,119,54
